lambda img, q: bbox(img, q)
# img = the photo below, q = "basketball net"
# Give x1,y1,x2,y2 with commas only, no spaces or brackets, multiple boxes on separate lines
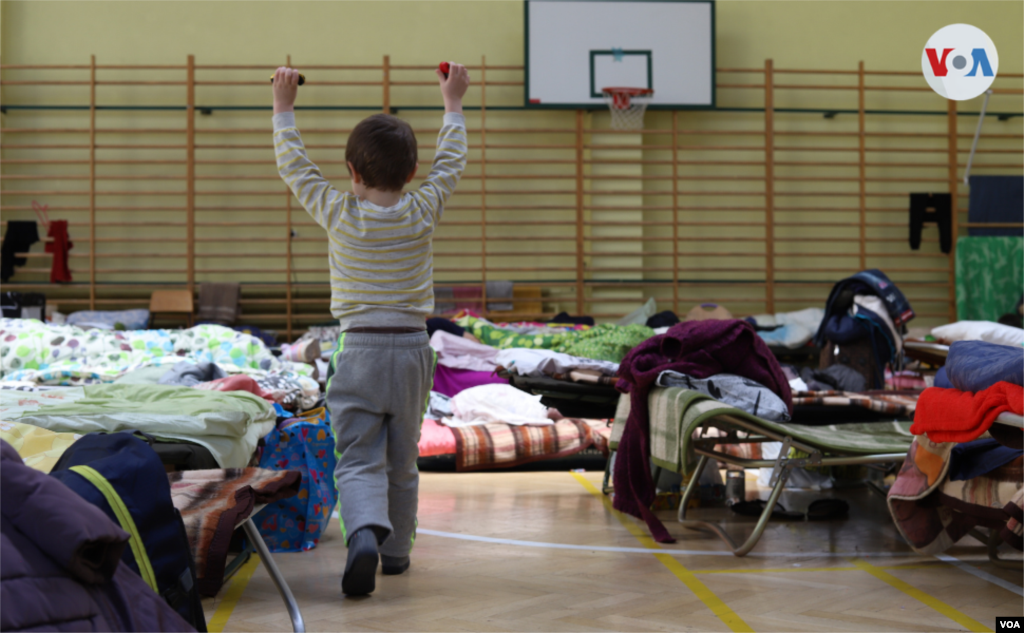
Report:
601,87,654,130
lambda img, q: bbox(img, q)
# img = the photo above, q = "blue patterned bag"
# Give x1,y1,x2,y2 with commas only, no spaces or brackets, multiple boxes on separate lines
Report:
253,407,337,552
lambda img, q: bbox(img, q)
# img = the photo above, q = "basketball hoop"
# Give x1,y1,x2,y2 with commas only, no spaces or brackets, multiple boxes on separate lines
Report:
601,87,654,130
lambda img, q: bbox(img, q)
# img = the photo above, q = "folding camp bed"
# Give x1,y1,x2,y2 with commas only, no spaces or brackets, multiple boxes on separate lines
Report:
169,469,306,632
610,387,916,557
903,340,949,366
504,372,621,420
966,412,1024,569
677,414,914,556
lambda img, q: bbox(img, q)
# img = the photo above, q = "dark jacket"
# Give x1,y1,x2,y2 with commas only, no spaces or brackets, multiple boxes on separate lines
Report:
1,440,194,632
813,268,914,348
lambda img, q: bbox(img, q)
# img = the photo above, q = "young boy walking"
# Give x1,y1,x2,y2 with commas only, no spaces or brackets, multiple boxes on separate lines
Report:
271,63,469,596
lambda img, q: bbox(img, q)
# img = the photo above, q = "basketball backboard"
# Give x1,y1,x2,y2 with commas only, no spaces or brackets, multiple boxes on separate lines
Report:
525,0,715,109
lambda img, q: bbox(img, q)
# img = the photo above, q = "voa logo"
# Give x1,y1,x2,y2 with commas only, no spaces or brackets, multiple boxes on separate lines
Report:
922,24,999,100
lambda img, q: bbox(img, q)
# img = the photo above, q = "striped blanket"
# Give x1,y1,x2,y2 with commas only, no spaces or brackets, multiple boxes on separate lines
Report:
793,390,920,418
169,468,301,596
450,418,611,471
888,436,1023,554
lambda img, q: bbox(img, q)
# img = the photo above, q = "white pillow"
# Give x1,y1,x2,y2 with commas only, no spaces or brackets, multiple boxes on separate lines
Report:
931,321,1024,347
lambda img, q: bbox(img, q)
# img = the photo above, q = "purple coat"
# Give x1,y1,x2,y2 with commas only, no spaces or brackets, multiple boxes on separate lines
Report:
0,440,194,632
613,319,792,542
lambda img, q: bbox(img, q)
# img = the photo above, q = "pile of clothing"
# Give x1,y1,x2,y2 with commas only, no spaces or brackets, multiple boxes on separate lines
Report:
889,340,1023,555
427,324,626,412
155,360,321,413
612,319,792,542
1,441,194,632
423,312,653,398
912,341,1023,447
814,269,914,389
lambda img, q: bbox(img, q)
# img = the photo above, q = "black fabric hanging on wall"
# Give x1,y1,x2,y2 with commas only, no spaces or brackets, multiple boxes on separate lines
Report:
1,221,40,282
909,193,952,254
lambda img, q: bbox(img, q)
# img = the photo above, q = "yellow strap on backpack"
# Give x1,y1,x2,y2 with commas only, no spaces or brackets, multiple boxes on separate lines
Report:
69,465,160,593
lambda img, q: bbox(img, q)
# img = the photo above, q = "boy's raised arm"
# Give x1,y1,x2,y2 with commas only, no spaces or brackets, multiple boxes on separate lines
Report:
272,67,347,230
412,63,471,223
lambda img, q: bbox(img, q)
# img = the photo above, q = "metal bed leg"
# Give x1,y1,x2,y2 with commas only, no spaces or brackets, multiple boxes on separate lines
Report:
677,454,708,523
984,528,1023,570
602,450,615,495
242,518,306,633
677,454,792,557
221,547,253,583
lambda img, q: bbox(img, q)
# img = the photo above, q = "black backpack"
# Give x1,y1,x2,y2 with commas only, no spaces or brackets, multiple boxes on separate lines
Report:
51,432,207,631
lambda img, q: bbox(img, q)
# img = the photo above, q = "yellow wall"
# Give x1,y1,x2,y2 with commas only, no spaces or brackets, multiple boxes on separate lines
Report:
2,1,1021,330
3,1,1021,77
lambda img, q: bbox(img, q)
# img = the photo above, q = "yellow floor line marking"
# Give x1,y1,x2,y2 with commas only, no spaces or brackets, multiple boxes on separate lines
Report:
696,566,857,574
207,556,261,633
849,558,992,633
695,563,940,575
572,472,754,633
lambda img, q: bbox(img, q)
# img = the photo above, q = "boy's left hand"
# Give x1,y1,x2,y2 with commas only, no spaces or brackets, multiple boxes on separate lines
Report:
437,62,470,114
273,67,301,114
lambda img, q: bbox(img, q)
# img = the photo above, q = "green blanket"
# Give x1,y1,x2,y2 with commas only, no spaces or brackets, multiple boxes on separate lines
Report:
8,384,275,468
955,236,1023,321
455,316,654,363
612,387,915,475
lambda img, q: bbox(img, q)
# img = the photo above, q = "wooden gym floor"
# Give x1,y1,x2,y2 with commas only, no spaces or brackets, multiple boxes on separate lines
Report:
203,470,1023,633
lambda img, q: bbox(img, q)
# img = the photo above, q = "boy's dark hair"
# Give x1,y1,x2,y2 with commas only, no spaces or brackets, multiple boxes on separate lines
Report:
345,114,418,192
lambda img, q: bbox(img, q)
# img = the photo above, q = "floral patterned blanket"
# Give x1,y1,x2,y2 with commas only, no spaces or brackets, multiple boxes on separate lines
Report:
0,319,312,388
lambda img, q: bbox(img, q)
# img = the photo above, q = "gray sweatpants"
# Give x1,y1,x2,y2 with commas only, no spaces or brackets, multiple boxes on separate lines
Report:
327,331,434,557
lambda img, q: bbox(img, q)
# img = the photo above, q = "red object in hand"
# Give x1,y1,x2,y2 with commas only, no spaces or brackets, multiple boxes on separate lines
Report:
439,62,450,78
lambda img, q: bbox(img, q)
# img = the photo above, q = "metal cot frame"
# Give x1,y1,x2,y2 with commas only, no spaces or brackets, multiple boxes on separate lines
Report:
673,411,1024,559
221,516,306,632
675,412,905,556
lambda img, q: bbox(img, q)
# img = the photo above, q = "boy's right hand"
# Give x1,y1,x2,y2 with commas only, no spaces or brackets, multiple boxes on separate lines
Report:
436,62,470,114
273,67,301,114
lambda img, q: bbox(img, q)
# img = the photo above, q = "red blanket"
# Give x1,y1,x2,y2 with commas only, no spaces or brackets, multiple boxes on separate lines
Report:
910,382,1024,443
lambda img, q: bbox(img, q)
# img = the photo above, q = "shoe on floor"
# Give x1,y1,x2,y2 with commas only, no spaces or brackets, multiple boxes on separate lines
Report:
342,528,379,596
729,499,803,520
381,554,410,575
805,498,849,521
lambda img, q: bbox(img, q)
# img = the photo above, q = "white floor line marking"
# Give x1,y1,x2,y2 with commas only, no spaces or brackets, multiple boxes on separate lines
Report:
417,528,922,559
934,553,1024,596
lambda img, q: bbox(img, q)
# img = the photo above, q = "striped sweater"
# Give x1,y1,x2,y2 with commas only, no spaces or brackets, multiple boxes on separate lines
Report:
272,112,467,329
